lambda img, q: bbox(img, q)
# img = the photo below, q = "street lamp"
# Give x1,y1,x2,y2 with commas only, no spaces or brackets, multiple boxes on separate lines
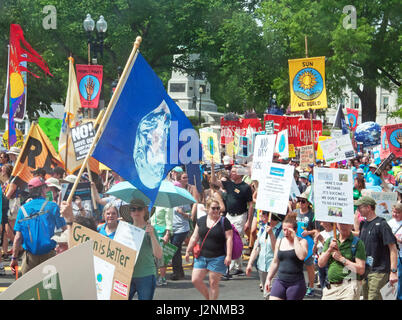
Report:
83,14,107,64
198,86,204,126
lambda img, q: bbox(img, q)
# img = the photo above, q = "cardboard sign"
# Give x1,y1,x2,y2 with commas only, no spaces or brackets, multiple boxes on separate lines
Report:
0,241,97,300
76,64,103,109
313,167,354,225
162,242,178,265
251,134,276,181
71,122,95,161
288,56,327,112
255,163,294,215
299,144,315,169
319,134,355,164
69,223,137,300
361,190,397,221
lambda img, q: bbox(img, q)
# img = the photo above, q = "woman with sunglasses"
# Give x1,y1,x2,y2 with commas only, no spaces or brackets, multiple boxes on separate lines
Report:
185,198,233,300
127,198,163,300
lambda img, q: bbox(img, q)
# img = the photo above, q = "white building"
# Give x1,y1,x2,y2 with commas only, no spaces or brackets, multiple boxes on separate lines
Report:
167,54,222,124
325,84,401,125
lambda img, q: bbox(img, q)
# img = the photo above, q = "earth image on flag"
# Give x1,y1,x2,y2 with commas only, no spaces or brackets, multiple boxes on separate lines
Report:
292,68,323,100
133,100,171,189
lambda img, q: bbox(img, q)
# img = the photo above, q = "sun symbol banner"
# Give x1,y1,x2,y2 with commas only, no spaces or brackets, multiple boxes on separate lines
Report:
288,56,327,112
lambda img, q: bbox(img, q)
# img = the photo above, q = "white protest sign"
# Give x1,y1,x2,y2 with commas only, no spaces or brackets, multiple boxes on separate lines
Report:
251,134,276,180
255,163,294,215
94,255,116,300
314,167,354,225
380,281,397,300
361,190,397,221
290,178,301,200
275,129,289,159
319,134,355,164
71,121,95,161
114,221,145,264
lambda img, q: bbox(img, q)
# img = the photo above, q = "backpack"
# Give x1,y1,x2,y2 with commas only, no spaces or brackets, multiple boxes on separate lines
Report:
221,217,243,260
18,200,54,255
328,235,360,260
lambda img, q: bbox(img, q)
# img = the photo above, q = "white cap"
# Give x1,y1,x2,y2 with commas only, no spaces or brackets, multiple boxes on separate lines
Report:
61,174,78,184
223,155,233,165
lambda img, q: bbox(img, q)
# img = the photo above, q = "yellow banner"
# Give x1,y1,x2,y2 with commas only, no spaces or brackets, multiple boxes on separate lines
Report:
289,56,327,112
316,136,332,160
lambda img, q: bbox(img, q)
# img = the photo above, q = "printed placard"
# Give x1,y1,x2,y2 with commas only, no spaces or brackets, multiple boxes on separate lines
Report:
114,220,145,264
299,144,314,169
319,134,355,164
255,163,294,215
361,190,397,221
313,167,354,225
71,122,96,161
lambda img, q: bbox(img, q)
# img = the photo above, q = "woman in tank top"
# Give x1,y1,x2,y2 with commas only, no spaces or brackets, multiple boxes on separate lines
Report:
265,212,308,300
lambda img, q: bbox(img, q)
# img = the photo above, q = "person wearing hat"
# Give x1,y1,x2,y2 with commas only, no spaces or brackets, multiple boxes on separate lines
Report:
387,203,402,300
354,196,399,300
246,211,284,299
52,229,69,255
125,198,162,300
10,177,70,276
294,189,318,296
46,177,62,203
6,147,20,166
365,163,382,188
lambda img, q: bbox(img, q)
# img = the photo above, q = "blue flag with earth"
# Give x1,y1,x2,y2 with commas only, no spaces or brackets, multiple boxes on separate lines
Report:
92,52,202,206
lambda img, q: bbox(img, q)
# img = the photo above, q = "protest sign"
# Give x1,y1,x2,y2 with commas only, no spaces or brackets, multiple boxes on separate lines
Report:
383,123,402,158
298,119,323,149
275,129,289,159
251,134,276,180
319,134,355,164
288,144,296,158
313,167,354,225
71,122,96,161
290,178,301,200
114,220,145,264
255,163,294,215
237,135,250,158
361,190,397,221
69,223,137,300
76,64,103,109
299,144,315,169
288,56,327,112
316,136,331,160
239,118,263,137
162,242,178,265
0,240,97,300
220,117,241,145
346,108,359,131
375,152,396,176
200,130,221,163
265,120,274,134
380,126,391,160
380,281,398,300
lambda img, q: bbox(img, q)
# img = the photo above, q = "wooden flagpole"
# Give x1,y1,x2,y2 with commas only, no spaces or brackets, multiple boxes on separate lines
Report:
67,36,142,204
305,35,316,163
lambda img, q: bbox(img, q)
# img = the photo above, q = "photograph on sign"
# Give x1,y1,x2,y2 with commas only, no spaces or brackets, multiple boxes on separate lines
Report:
251,134,275,180
255,163,294,215
313,167,354,225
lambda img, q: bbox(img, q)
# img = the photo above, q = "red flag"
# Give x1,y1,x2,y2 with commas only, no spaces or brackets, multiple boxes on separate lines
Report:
76,64,103,109
220,117,241,145
384,123,402,158
346,108,359,131
239,118,262,136
380,126,391,160
298,119,323,150
263,114,287,135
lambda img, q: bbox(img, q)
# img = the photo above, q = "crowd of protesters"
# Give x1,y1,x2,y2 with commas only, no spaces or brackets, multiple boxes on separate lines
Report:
0,143,401,301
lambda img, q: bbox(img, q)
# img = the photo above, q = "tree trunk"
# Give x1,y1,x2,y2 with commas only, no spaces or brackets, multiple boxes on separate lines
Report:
358,85,377,123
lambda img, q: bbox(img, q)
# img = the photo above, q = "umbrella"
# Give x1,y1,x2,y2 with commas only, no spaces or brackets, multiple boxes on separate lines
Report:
106,180,196,208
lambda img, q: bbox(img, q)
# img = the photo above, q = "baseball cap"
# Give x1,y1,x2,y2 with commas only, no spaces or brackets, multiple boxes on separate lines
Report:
28,177,46,189
46,177,62,190
369,163,378,169
130,198,146,208
172,166,183,173
223,155,233,165
6,146,20,156
61,175,78,184
354,196,376,207
300,172,309,179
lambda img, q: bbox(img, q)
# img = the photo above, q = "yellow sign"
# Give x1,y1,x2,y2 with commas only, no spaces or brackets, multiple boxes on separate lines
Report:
289,144,296,158
317,136,332,160
200,130,221,163
2,129,24,149
289,56,327,112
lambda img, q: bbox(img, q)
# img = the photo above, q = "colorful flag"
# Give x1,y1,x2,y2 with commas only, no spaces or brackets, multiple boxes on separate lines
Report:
38,117,62,152
298,119,323,150
92,52,202,206
10,123,63,188
346,108,359,131
220,117,241,145
383,123,402,158
76,64,103,109
7,24,52,147
380,126,391,160
288,56,327,112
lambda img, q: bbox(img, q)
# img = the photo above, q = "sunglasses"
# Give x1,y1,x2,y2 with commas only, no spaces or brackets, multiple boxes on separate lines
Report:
210,206,220,211
130,206,144,212
298,199,308,204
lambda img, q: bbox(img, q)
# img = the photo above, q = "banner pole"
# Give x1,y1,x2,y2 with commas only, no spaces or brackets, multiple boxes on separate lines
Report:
67,36,142,204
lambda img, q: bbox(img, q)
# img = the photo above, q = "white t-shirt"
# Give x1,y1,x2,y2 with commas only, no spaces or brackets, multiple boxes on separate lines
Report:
387,218,402,256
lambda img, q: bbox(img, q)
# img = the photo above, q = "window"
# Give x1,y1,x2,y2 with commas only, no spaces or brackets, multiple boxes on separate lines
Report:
170,83,186,93
383,96,389,110
353,97,359,109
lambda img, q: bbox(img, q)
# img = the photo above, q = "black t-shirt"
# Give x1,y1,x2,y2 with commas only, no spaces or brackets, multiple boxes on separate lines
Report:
222,180,252,215
359,216,397,273
197,215,232,258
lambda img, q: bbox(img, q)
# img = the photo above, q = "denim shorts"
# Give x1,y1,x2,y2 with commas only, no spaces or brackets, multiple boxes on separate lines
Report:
194,255,227,275
129,275,156,300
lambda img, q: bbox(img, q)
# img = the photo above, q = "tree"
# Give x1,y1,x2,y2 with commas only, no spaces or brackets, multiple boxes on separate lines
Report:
258,0,401,122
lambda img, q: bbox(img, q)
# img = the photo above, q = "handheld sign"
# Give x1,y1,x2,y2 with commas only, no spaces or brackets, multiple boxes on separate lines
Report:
251,134,275,181
71,122,96,161
319,134,355,164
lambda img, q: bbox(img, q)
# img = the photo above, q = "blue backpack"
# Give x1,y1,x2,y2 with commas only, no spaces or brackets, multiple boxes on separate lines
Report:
18,200,55,255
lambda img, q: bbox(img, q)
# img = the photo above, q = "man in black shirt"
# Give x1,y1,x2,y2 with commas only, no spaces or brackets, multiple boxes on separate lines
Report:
355,196,398,300
211,162,253,275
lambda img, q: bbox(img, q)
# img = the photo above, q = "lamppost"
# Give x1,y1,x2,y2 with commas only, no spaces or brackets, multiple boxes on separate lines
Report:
83,14,107,65
198,86,204,126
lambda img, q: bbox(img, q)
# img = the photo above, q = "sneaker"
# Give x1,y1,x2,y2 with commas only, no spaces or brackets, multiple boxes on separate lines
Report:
156,277,163,286
305,287,315,296
162,277,167,286
221,272,232,281
232,269,245,276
